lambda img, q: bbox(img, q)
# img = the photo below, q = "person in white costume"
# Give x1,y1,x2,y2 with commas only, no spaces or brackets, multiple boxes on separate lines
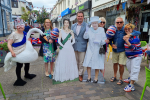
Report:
3,17,43,86
83,16,109,83
53,19,78,82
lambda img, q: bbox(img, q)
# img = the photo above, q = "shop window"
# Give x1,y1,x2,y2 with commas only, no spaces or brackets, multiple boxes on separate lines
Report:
7,0,10,6
12,0,18,8
2,10,6,29
1,0,4,5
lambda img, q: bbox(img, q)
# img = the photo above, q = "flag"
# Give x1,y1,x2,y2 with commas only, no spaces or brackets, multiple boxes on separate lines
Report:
122,2,126,10
141,0,144,3
132,0,136,4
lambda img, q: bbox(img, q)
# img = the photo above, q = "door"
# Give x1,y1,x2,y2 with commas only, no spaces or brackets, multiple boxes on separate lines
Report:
139,12,150,43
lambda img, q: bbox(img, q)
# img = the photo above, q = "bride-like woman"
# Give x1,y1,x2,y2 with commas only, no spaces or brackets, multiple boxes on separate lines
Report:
53,19,78,82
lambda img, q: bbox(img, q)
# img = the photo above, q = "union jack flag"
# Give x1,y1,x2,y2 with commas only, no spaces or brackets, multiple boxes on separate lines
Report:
31,38,37,45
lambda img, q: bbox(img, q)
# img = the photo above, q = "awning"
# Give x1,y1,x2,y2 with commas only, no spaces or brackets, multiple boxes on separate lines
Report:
70,15,76,21
92,0,127,12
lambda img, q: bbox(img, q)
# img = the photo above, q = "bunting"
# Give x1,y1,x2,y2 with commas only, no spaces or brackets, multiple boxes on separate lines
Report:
127,0,131,8
132,0,136,4
122,2,126,10
141,0,144,3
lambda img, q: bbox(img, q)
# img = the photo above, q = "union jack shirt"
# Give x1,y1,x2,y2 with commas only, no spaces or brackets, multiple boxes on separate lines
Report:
124,36,143,59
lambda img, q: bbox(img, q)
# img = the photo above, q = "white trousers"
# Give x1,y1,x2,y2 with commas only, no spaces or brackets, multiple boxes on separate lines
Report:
126,56,142,81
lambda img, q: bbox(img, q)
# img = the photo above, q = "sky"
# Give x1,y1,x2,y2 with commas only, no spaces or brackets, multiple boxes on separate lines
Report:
26,0,57,12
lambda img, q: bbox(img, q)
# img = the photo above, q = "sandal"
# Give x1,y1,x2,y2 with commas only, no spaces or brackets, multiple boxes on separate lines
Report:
117,79,123,85
110,77,116,82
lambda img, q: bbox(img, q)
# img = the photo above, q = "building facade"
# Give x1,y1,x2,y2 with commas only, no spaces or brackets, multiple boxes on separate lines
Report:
11,0,33,24
50,0,91,29
0,0,12,37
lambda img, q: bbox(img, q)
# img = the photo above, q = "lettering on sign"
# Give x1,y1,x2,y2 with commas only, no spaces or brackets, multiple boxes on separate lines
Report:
72,10,76,14
79,5,84,10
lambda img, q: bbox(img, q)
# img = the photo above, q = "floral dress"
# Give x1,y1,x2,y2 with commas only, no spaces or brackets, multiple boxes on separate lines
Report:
43,29,56,63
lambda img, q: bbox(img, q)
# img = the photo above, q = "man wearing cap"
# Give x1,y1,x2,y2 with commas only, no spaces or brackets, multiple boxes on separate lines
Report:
71,11,88,82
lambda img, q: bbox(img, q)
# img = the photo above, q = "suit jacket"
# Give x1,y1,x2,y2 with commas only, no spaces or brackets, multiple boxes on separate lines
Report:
71,22,88,52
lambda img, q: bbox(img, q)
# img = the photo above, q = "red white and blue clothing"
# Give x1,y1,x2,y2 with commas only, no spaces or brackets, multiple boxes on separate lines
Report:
124,35,142,82
124,36,143,59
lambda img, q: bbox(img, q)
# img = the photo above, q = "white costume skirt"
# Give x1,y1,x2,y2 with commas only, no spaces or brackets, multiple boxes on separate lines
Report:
53,46,78,82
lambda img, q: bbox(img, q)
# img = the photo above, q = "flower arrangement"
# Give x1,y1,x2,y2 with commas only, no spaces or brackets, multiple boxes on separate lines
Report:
0,39,9,52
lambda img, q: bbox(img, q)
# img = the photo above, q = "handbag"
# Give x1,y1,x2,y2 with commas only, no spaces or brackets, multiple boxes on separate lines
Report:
99,45,105,54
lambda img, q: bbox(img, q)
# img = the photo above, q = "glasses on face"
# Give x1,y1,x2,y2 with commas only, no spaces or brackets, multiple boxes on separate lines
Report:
100,22,105,24
124,28,131,30
116,22,123,24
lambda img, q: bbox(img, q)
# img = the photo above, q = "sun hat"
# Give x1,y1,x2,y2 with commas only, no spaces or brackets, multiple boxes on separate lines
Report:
89,16,101,24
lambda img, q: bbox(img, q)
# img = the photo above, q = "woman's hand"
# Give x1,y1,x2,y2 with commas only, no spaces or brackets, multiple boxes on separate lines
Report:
105,39,109,43
123,36,129,42
49,39,53,43
11,52,16,57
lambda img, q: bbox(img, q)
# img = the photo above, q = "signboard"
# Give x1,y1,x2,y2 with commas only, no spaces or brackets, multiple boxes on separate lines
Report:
72,9,76,14
61,8,71,17
78,1,90,11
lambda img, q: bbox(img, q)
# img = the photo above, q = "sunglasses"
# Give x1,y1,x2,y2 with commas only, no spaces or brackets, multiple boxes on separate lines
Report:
124,28,131,30
116,22,123,24
100,22,105,24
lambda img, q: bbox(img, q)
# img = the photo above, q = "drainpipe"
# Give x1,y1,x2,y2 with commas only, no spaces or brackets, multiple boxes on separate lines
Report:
0,0,5,37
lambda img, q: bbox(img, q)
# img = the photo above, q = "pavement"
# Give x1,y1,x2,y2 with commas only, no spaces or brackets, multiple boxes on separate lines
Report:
0,33,150,100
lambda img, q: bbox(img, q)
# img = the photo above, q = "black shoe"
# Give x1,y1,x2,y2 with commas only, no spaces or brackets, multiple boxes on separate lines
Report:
24,74,36,79
93,80,98,83
13,79,27,86
86,78,91,82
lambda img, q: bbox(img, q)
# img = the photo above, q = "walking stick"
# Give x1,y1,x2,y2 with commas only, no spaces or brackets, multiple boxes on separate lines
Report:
0,83,6,99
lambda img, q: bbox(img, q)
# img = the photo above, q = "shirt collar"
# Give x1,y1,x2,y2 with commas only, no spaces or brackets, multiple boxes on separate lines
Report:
116,26,124,31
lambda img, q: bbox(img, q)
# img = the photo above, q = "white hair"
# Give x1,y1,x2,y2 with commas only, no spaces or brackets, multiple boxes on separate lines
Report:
115,17,124,22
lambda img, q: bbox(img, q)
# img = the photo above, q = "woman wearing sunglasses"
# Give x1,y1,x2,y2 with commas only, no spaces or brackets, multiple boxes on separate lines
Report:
99,17,107,76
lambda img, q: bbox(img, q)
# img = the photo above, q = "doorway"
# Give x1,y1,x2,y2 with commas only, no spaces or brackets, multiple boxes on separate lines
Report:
139,12,150,43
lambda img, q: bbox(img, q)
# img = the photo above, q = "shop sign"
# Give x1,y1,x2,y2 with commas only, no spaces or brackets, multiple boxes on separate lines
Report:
78,1,90,11
71,8,76,14
61,8,71,17
79,5,84,11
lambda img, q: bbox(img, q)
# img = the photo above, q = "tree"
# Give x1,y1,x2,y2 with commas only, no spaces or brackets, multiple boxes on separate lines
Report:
37,6,49,24
21,7,31,23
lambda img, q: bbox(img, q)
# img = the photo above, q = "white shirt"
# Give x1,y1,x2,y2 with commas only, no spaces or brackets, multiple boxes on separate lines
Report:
76,24,82,36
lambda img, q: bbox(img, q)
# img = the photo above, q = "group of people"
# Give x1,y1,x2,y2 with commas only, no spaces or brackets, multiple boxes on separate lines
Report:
5,11,143,92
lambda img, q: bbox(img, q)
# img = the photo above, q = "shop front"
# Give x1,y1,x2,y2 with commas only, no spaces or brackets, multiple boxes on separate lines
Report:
92,0,127,28
70,8,77,26
0,1,12,37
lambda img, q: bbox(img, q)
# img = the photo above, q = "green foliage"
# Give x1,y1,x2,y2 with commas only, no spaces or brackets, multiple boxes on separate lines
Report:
21,7,31,23
32,10,39,15
0,43,9,51
37,6,49,24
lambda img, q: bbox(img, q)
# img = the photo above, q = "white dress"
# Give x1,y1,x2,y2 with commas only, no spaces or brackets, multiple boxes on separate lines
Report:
53,30,78,82
83,27,106,69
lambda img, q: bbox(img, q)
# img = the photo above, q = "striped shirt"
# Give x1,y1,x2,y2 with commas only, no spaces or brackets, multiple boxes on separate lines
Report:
124,36,143,59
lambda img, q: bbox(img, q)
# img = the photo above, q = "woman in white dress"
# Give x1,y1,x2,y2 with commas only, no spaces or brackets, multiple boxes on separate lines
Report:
53,19,78,82
83,16,109,83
